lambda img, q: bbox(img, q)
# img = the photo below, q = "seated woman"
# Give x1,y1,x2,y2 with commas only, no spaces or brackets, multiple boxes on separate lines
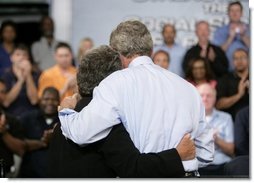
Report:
47,45,195,178
185,57,217,88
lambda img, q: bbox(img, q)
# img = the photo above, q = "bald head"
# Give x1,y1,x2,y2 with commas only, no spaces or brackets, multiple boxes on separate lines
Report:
196,83,216,114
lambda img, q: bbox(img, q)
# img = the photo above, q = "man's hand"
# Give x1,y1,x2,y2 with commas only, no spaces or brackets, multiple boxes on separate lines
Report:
41,128,54,145
0,114,7,134
176,133,196,161
237,77,248,98
208,47,216,62
58,93,80,111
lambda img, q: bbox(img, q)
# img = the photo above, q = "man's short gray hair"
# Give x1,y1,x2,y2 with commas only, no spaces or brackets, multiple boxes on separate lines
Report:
77,45,121,97
109,20,153,58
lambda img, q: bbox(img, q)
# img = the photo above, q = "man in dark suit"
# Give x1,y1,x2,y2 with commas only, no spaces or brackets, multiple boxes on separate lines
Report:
182,21,228,79
48,45,196,178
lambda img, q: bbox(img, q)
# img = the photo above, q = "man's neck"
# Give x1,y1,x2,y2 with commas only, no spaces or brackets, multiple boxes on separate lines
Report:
3,42,14,53
198,40,209,48
165,41,174,48
124,55,141,68
230,21,242,25
45,36,54,46
205,108,213,116
59,65,70,72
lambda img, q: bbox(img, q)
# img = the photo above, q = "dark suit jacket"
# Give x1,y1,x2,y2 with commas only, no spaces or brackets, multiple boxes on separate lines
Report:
47,97,184,178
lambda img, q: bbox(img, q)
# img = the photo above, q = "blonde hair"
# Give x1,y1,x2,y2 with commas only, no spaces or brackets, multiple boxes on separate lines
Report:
77,37,94,61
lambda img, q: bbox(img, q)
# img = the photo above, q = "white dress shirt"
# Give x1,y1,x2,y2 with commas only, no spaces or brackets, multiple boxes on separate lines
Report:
59,56,214,171
31,37,59,71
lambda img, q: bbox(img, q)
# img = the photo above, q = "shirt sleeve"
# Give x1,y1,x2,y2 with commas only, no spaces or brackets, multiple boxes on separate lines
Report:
223,114,234,143
209,46,229,77
195,98,214,168
59,72,122,145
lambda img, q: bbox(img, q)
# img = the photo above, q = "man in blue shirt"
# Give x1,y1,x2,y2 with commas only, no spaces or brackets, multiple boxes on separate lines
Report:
153,23,186,77
212,1,249,71
197,83,234,177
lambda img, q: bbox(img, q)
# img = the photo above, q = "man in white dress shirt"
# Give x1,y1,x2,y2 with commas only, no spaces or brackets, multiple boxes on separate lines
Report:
31,16,59,71
58,20,214,176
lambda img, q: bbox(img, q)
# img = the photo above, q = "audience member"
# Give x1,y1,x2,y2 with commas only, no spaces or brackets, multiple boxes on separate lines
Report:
185,57,217,88
0,79,24,176
1,44,39,117
197,83,234,177
76,37,94,64
18,87,59,178
59,20,214,177
38,42,77,101
48,45,195,178
153,23,186,77
216,49,249,120
152,50,170,70
234,106,249,156
183,21,228,79
213,1,249,71
31,16,59,71
0,20,17,76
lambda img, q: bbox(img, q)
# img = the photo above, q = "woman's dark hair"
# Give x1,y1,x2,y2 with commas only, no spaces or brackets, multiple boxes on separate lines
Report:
77,45,121,97
0,20,17,42
185,57,214,82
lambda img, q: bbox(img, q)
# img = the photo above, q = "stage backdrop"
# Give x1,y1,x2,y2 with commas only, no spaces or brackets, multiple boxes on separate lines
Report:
71,0,249,55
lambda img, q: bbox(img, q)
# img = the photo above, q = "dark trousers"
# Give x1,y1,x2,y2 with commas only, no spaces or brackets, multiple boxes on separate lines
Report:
224,156,249,178
198,164,225,178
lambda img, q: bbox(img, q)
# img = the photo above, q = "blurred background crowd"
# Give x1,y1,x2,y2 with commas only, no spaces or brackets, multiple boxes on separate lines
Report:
0,0,250,178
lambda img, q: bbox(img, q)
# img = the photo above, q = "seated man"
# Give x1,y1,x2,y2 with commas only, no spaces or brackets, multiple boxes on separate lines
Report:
197,83,234,177
18,87,60,178
48,45,195,178
216,49,249,120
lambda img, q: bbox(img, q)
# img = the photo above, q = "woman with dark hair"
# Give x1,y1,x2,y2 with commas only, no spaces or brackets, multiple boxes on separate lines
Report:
0,20,17,76
185,57,217,88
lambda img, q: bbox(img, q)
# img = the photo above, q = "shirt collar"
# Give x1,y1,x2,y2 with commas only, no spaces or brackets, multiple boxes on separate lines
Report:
128,56,153,68
209,108,219,122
